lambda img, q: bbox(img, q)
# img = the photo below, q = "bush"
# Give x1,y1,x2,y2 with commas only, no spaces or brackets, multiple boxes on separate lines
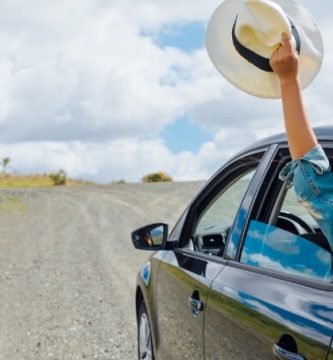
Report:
142,171,172,183
49,170,67,186
112,179,126,185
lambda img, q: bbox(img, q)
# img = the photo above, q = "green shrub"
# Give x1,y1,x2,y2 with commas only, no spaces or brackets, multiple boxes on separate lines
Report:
112,179,126,184
1,157,10,174
142,171,172,183
49,170,67,186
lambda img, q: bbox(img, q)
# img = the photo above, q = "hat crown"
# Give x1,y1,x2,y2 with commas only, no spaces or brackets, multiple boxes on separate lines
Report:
236,0,291,57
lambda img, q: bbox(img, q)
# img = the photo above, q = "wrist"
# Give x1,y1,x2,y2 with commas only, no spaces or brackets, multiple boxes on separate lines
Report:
279,76,301,90
280,77,301,97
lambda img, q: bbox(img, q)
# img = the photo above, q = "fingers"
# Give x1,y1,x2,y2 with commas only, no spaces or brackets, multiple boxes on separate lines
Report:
270,47,279,62
281,32,291,42
269,32,299,80
281,32,293,52
270,43,281,62
269,49,279,70
271,32,294,63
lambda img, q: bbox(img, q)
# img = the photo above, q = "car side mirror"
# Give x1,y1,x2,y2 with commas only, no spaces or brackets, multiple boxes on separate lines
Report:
131,223,169,250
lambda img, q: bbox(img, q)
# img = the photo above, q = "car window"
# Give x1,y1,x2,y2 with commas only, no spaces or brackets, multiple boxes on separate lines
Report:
281,186,318,229
240,167,333,282
241,220,332,281
188,169,256,256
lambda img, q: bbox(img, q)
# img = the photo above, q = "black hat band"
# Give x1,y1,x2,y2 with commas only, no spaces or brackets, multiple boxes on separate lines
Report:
231,16,301,72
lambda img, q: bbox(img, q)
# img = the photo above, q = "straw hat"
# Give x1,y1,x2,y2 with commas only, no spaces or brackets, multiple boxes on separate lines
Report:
206,0,324,98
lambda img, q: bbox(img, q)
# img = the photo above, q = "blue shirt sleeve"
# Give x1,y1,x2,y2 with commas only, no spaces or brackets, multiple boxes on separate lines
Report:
279,145,333,251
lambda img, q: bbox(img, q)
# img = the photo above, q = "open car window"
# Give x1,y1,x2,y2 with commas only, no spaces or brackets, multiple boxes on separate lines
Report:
280,186,318,231
188,169,257,256
240,150,333,282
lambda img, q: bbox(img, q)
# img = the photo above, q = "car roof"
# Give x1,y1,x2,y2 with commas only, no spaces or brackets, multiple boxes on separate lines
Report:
239,125,333,155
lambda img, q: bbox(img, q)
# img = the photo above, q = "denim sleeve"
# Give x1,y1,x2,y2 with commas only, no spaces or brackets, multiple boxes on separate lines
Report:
279,145,333,251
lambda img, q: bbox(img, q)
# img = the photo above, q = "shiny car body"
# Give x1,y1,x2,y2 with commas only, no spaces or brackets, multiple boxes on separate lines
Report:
132,127,333,360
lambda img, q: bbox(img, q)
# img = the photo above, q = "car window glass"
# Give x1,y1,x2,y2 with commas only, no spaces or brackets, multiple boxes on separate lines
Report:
189,169,256,256
241,168,333,282
241,220,332,281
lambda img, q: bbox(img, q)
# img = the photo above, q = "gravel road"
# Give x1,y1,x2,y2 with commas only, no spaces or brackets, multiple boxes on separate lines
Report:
0,182,203,360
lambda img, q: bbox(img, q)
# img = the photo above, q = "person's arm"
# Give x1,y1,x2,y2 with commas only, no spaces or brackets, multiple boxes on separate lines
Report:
270,33,318,160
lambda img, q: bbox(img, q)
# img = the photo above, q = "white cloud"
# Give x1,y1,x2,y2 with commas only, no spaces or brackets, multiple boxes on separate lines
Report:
0,133,235,183
0,1,224,146
0,123,259,183
315,248,332,266
245,252,318,279
114,0,222,29
241,296,331,343
0,0,332,181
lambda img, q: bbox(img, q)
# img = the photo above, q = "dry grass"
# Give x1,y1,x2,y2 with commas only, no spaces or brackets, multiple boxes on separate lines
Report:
0,174,93,189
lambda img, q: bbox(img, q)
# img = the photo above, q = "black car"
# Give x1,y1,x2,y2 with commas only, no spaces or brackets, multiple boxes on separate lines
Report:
132,127,333,360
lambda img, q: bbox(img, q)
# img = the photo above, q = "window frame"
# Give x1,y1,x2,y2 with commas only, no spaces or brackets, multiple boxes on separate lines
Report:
176,144,278,258
231,142,333,290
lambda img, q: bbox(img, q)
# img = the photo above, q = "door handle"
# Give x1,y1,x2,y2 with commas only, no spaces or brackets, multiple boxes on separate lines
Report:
188,295,204,317
273,343,307,360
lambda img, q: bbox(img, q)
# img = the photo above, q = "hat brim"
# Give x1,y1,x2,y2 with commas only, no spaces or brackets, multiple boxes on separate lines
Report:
206,0,324,99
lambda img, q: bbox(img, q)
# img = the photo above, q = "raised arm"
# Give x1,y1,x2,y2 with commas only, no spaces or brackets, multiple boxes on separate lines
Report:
270,33,318,160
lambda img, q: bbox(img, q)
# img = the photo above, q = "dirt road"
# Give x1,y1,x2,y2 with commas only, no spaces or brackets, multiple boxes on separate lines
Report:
0,182,202,360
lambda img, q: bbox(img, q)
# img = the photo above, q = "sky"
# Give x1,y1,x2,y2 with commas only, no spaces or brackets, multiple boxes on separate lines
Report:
0,0,332,183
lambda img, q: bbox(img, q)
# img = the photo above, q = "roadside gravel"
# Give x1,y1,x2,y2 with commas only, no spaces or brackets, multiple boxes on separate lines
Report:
0,182,203,360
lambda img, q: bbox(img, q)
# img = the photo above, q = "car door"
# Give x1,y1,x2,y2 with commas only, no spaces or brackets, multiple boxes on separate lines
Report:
154,146,276,360
204,145,333,360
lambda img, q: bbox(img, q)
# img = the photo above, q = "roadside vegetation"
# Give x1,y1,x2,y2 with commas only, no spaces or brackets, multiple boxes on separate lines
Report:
0,157,175,188
142,171,173,183
1,157,10,173
49,169,67,186
0,173,92,188
111,179,126,185
0,157,92,188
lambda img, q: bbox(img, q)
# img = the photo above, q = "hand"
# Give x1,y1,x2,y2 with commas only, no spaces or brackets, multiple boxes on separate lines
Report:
270,33,299,82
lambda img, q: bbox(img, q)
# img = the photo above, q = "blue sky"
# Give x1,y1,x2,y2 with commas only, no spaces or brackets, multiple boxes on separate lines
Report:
162,116,212,153
152,21,206,53
0,0,332,182
157,22,212,153
151,1,332,156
